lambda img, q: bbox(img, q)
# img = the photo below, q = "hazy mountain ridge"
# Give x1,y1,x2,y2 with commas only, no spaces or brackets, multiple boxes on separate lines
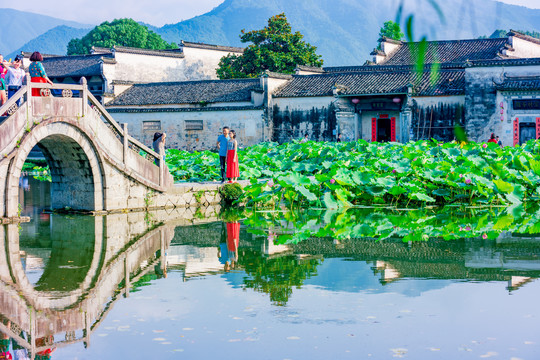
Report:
4,0,540,66
0,8,90,56
6,26,91,60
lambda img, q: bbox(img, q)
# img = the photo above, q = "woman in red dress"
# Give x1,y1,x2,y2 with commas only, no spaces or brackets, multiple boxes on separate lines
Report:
29,51,53,97
226,130,239,182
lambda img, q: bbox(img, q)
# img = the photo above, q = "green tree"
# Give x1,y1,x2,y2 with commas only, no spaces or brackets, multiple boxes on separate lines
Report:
379,20,405,41
216,13,323,79
67,18,177,55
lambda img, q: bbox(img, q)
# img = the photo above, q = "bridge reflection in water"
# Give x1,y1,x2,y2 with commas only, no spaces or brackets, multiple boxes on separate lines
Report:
1,208,540,358
0,208,206,358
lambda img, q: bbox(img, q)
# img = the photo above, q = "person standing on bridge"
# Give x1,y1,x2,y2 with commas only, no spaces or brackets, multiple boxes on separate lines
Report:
1,55,25,106
0,54,6,106
29,52,53,97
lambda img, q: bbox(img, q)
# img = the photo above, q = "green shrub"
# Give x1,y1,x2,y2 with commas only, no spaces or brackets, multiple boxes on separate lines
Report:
220,183,243,203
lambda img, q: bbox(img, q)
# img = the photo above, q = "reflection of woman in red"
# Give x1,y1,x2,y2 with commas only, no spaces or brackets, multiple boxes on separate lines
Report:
226,222,240,270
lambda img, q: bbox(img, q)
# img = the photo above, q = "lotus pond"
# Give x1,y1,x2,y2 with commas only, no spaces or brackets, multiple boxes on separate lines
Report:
2,177,540,360
166,139,540,207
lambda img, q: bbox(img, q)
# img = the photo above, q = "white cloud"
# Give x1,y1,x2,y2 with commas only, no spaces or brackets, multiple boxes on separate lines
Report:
5,0,225,26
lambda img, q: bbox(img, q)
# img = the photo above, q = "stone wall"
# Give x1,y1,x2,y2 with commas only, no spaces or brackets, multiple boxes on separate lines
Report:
110,108,265,151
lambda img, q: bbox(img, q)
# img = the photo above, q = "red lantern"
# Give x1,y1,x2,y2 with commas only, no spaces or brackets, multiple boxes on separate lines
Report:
351,98,360,104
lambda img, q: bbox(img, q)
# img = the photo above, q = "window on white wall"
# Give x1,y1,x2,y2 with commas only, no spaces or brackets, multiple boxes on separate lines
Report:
142,120,161,131
185,120,204,131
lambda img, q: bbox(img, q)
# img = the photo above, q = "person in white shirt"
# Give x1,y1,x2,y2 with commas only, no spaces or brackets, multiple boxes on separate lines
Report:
1,54,26,106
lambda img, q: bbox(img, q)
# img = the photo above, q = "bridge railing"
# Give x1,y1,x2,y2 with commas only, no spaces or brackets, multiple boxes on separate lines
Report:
0,76,167,188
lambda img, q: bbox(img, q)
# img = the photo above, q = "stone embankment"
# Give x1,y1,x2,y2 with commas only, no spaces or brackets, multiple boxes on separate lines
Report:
112,180,249,215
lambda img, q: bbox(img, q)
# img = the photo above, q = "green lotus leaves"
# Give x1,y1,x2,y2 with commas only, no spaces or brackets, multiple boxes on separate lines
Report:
165,139,540,208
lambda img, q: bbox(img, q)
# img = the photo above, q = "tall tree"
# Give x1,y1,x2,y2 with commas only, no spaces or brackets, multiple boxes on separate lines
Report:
216,13,323,79
379,20,404,41
67,18,177,55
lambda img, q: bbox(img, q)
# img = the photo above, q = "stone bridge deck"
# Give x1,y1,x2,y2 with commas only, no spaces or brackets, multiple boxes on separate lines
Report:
0,78,229,220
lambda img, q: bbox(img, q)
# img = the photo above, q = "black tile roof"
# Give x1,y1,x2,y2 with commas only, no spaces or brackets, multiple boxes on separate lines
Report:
467,57,540,67
92,45,185,58
181,41,244,53
107,105,264,113
107,79,262,106
42,54,111,78
495,76,540,91
296,65,325,73
324,63,465,73
273,69,465,98
380,38,509,65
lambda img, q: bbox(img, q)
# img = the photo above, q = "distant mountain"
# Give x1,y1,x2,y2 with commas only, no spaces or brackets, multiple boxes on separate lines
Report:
4,0,540,66
153,0,540,65
0,8,91,56
6,26,91,60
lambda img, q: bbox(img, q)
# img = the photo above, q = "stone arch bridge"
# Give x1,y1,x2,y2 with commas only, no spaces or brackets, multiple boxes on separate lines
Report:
0,78,220,220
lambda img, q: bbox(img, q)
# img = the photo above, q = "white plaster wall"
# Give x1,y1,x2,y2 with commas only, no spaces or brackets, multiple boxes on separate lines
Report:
494,91,515,147
251,91,264,107
468,64,540,79
113,84,133,96
382,41,401,58
266,77,291,95
111,108,265,151
102,54,187,93
182,46,240,80
101,49,232,93
508,37,540,58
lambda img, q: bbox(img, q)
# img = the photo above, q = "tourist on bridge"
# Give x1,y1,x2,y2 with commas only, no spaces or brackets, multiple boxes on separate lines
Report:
0,72,5,106
29,52,53,97
216,126,230,183
1,55,25,106
226,130,239,183
0,54,6,106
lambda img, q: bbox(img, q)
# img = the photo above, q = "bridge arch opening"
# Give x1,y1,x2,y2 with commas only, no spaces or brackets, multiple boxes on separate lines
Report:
8,122,105,216
38,134,97,211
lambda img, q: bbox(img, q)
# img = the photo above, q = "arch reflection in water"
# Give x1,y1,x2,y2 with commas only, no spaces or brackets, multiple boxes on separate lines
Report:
0,211,175,358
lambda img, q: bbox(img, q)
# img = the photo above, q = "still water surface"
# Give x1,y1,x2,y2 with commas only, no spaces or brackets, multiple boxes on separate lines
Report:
1,177,540,359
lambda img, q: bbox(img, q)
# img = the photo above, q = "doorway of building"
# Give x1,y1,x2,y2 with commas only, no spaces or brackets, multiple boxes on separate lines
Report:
519,123,536,145
377,118,392,142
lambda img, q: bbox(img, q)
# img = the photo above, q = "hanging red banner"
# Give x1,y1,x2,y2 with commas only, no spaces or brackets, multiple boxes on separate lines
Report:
371,118,377,142
513,119,519,146
536,117,540,139
390,117,396,142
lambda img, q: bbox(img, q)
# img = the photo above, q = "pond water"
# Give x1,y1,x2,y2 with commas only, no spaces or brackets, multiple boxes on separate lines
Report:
1,177,540,359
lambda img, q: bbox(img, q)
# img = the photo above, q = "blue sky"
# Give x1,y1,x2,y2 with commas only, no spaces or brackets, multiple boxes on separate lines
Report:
1,0,538,27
